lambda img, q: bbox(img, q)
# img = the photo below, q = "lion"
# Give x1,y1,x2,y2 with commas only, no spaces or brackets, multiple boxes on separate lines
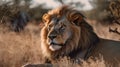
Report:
40,6,120,66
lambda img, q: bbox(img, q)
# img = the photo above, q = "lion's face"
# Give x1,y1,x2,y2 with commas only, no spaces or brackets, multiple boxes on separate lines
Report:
46,17,72,51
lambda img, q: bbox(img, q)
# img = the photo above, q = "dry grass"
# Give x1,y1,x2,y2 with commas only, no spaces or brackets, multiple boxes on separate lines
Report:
0,23,43,67
23,57,108,67
54,57,107,67
0,22,119,67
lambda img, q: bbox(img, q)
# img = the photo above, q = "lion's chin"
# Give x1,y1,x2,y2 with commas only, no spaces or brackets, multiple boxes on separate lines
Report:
49,45,62,51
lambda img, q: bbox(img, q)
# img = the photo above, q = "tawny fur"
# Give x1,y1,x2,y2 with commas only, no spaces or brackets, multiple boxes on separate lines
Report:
40,6,120,66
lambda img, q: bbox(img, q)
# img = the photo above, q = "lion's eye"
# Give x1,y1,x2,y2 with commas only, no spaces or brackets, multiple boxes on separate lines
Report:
59,25,65,32
61,26,65,30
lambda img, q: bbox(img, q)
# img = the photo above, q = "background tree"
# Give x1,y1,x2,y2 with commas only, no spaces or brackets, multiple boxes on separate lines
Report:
0,0,49,32
86,0,111,23
108,0,120,35
86,0,120,35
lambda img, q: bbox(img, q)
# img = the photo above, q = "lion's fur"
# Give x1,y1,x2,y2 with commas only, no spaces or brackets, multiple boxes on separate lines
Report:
40,6,120,65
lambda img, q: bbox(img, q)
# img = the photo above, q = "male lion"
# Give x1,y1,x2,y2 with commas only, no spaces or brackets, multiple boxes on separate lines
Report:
40,6,120,66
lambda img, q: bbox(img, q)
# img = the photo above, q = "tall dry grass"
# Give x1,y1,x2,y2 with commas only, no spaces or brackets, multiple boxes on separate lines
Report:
0,23,43,67
0,22,119,67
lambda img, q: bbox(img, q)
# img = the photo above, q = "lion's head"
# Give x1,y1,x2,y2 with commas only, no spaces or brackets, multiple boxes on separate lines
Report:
40,6,99,62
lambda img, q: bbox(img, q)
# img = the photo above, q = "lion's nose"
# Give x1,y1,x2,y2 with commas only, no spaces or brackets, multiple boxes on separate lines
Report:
48,35,57,40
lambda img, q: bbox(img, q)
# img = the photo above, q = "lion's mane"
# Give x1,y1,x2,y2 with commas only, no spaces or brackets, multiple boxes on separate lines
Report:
40,6,99,62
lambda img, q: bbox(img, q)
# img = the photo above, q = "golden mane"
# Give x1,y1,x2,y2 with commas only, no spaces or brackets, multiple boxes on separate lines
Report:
40,6,99,63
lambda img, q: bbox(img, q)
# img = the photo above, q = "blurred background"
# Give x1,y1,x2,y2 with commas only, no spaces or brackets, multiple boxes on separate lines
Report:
0,0,120,67
0,0,120,36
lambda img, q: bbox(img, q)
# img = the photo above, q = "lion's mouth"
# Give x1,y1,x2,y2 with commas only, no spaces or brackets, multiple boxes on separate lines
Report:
49,42,64,51
50,42,64,46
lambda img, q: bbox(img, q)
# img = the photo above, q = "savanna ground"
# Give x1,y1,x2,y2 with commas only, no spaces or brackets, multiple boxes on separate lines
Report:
0,20,120,67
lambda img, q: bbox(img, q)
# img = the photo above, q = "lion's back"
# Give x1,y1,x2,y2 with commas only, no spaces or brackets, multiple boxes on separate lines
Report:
91,39,120,65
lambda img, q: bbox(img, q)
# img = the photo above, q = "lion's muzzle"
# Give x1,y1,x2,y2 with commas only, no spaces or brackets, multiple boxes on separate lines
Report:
48,35,57,40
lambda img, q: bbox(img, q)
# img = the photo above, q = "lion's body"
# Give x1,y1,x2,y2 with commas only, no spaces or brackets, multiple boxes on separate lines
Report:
40,6,120,66
91,39,120,65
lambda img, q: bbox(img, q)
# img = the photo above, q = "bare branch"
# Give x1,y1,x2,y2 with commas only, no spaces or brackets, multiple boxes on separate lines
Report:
109,27,120,35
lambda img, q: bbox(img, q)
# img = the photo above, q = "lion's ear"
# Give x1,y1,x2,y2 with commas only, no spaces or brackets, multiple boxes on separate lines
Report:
42,13,50,23
67,11,84,25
